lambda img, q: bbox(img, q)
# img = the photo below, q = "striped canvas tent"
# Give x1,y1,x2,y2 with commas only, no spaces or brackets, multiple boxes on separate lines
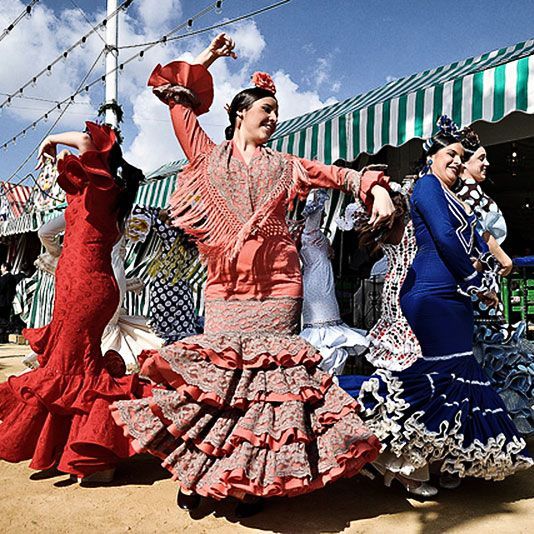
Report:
268,38,534,163
0,182,32,218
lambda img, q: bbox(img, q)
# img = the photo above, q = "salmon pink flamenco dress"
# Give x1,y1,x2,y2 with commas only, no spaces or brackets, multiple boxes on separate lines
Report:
111,62,389,500
0,122,148,478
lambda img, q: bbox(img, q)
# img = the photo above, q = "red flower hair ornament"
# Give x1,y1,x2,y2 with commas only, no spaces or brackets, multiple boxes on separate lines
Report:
251,71,276,94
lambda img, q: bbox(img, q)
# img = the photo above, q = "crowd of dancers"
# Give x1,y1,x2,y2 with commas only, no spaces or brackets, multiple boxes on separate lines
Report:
0,33,531,519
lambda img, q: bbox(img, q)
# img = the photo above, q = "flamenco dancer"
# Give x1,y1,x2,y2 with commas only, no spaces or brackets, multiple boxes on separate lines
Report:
347,117,532,495
456,129,534,435
24,212,163,373
111,33,393,517
140,206,200,345
336,179,422,373
0,122,149,483
299,189,369,377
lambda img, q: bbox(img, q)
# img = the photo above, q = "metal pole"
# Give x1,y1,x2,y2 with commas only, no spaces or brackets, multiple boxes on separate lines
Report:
104,0,119,128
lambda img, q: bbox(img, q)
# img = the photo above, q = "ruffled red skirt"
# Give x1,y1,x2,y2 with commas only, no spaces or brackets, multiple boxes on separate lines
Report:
0,324,151,477
112,297,380,499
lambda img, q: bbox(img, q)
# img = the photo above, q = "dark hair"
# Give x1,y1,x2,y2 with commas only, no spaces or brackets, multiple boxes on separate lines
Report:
417,130,463,175
108,143,144,231
356,193,409,253
460,126,481,161
2,262,12,271
225,87,277,140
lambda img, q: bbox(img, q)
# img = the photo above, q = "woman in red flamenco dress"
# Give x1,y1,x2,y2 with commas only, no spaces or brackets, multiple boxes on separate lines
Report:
0,122,147,483
111,34,394,517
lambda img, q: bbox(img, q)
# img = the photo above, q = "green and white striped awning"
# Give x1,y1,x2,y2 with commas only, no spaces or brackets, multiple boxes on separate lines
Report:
268,38,534,162
135,160,187,208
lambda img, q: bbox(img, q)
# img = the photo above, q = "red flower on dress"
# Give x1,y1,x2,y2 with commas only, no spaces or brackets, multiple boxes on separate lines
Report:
251,71,276,94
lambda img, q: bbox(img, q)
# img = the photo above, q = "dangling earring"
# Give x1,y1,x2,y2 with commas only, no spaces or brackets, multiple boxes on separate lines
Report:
427,158,433,166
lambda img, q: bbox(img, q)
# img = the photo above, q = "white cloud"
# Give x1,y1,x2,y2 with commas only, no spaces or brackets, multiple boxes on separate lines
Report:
0,2,340,176
135,0,183,34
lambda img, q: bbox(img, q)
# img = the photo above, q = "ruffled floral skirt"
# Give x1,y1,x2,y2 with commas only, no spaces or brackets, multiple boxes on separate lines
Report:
112,297,380,499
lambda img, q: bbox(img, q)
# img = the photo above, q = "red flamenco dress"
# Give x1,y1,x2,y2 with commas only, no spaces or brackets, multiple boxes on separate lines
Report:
0,122,147,478
111,62,383,500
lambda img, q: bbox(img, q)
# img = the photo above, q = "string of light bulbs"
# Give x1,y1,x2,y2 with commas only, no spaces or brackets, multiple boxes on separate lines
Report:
118,0,290,49
2,0,292,183
0,0,39,44
0,0,134,110
1,0,228,152
1,49,105,190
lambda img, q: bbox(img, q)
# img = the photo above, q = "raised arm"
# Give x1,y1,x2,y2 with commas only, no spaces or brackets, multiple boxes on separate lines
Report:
36,131,95,170
148,34,237,161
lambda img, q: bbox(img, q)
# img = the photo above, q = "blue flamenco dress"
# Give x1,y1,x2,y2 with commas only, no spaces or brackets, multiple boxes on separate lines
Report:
342,174,532,480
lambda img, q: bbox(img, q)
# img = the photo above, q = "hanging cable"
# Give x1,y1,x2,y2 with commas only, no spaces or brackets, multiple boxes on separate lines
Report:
0,91,88,105
119,0,290,49
0,0,134,110
1,0,292,151
1,0,225,150
0,0,39,44
69,0,107,46
2,49,105,190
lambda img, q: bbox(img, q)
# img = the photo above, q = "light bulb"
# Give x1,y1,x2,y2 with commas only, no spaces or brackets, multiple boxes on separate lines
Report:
31,77,37,88
46,65,52,76
512,151,517,158
138,50,144,62
215,1,223,15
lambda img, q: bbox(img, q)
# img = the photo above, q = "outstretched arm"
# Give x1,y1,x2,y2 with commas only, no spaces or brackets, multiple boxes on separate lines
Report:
299,158,395,227
150,33,237,161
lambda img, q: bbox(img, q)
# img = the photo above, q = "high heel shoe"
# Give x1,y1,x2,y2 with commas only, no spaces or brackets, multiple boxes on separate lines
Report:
383,470,438,499
177,489,200,510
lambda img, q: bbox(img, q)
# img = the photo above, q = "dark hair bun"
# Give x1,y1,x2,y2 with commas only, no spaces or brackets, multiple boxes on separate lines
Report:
461,126,481,154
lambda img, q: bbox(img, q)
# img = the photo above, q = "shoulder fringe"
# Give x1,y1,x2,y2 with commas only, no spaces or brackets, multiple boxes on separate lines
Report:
168,146,310,263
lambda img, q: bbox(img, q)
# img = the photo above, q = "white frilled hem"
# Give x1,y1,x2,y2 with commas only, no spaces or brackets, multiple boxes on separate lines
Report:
359,371,533,480
300,322,369,376
102,312,164,372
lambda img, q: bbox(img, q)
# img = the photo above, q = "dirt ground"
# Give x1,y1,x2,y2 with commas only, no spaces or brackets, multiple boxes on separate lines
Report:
1,343,533,534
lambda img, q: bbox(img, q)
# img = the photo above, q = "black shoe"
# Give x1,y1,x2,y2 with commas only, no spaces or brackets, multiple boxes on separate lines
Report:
29,467,62,480
235,498,264,519
177,489,200,510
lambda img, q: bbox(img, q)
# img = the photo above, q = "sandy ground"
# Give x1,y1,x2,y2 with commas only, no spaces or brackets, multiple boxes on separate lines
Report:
0,343,533,534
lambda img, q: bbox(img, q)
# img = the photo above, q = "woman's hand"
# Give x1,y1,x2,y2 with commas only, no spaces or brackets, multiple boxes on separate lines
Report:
369,185,395,228
36,136,57,170
208,33,237,59
194,33,237,68
477,290,499,308
472,259,483,272
498,253,513,276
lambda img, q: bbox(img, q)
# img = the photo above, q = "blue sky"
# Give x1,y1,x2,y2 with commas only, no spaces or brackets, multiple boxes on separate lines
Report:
1,0,533,181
